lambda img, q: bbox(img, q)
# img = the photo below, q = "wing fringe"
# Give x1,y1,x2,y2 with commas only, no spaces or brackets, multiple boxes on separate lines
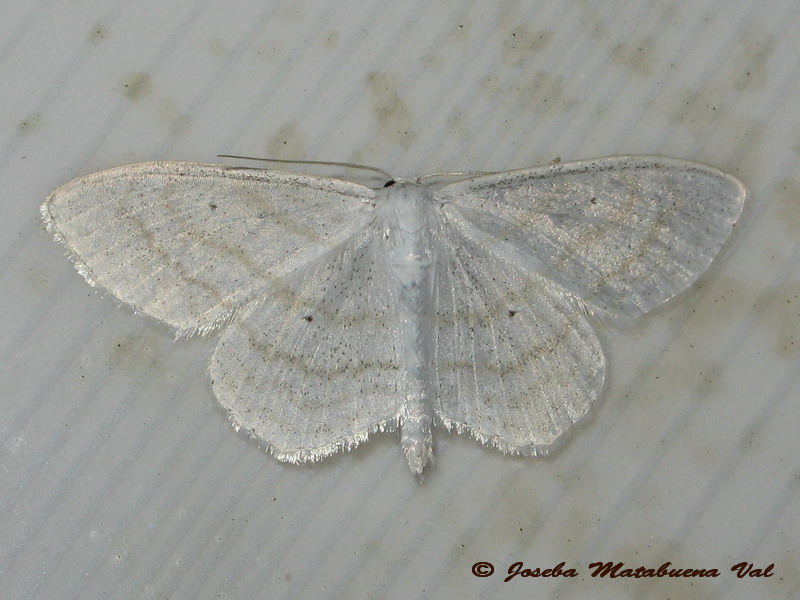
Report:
228,413,401,465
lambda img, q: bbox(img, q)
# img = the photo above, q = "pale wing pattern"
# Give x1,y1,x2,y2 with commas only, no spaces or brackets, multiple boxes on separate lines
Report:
43,162,374,333
437,156,746,318
431,225,604,453
210,225,405,463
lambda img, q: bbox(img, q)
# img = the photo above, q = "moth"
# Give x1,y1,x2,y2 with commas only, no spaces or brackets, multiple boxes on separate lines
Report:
42,156,746,474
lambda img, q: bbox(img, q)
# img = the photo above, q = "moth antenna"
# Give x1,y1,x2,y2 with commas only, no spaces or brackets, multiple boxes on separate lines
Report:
217,154,393,181
417,170,497,183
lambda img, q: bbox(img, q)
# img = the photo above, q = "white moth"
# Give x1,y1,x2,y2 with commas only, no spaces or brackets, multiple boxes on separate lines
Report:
42,156,745,474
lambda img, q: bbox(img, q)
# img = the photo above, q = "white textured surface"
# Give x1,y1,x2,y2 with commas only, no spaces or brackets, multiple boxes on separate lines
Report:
1,1,798,598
